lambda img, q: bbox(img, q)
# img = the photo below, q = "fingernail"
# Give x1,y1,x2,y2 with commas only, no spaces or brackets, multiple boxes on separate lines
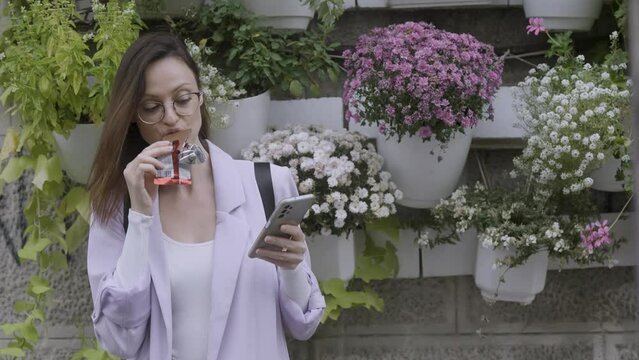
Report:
264,236,272,243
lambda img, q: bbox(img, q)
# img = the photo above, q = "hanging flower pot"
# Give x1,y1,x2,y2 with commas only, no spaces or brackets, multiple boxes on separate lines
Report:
376,130,473,208
474,244,549,305
239,0,314,31
209,90,270,159
523,0,603,32
342,22,503,209
307,232,356,281
53,123,103,184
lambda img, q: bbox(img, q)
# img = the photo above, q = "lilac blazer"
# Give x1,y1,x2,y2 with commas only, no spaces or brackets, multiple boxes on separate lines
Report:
87,141,325,360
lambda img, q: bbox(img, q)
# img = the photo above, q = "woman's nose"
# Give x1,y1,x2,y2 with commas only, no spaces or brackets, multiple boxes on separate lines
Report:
162,104,179,125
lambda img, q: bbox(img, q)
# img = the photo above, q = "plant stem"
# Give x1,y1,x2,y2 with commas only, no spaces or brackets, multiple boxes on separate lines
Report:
609,193,633,229
474,150,489,190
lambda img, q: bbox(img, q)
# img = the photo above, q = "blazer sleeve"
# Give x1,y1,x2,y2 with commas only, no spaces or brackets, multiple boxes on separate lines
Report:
87,207,152,359
271,164,326,340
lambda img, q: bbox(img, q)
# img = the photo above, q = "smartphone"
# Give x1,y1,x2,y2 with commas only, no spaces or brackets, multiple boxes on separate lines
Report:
248,194,315,258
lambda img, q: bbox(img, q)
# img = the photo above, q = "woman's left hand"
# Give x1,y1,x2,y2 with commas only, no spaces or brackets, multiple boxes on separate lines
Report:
255,224,307,270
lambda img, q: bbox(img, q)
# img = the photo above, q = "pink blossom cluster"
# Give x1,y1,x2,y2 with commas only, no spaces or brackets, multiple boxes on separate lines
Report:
580,220,612,252
343,21,503,143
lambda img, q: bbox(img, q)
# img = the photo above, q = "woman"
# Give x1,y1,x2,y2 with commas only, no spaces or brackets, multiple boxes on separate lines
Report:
87,32,325,360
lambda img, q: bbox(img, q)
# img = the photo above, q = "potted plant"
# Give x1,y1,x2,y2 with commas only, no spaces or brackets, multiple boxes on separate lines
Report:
241,125,403,281
171,0,342,158
431,178,625,304
342,21,503,208
513,21,632,194
0,1,141,357
238,0,343,31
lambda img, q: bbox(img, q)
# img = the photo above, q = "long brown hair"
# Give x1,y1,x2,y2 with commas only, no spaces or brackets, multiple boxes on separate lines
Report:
88,32,210,225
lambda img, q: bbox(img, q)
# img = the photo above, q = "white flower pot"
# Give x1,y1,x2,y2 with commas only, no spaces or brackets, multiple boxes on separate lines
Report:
375,130,472,209
474,244,549,305
357,0,388,6
589,157,625,192
209,90,270,159
239,0,314,31
523,0,603,32
137,0,205,18
307,232,355,281
53,123,103,184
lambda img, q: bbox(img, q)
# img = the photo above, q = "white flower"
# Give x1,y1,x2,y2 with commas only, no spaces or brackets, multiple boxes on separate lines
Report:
583,177,594,187
335,209,347,220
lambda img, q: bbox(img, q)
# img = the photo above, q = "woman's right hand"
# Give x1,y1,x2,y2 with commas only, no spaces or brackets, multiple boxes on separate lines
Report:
123,141,174,216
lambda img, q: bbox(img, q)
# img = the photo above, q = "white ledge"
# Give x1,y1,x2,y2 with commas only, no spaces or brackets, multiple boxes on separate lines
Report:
269,87,527,148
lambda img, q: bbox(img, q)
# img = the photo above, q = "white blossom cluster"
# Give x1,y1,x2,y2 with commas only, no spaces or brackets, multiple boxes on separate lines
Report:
433,184,481,234
185,39,245,129
242,125,402,236
511,56,631,194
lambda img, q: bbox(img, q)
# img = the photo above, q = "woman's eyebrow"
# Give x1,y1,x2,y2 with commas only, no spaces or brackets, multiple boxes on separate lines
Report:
142,83,198,99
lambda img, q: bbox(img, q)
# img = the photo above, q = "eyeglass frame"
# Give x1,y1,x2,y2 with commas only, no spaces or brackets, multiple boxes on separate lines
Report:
136,91,204,125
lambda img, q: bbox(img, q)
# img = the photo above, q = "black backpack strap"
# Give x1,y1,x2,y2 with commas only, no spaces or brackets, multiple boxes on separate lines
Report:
254,162,275,220
122,194,130,233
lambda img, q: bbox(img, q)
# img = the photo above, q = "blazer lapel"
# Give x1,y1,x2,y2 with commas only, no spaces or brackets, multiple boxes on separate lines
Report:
206,141,251,360
148,197,172,355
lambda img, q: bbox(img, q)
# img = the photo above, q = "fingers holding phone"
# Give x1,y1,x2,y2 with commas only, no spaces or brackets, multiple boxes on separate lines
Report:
255,224,307,270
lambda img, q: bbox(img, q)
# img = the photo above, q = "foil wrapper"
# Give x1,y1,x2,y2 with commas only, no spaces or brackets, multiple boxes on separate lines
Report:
154,139,207,186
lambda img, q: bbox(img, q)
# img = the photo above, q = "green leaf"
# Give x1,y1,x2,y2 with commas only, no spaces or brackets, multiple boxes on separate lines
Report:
319,281,384,322
48,250,68,271
0,346,26,357
0,157,31,183
65,216,89,253
0,323,20,336
38,76,51,97
30,308,45,322
29,276,51,295
289,80,304,98
32,155,63,190
18,237,51,261
20,323,38,343
63,187,90,221
0,127,20,161
366,215,400,242
13,301,35,313
355,236,398,282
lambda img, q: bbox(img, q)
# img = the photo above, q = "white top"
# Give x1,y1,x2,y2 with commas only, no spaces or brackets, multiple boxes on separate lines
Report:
162,234,215,360
114,210,312,359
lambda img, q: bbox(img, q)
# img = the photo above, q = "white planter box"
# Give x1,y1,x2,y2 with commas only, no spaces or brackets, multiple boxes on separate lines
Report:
210,91,270,159
474,244,549,305
53,123,103,184
357,0,389,7
389,0,508,8
307,232,356,281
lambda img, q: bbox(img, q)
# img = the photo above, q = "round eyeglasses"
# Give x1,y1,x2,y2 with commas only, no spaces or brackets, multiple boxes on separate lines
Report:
137,91,203,125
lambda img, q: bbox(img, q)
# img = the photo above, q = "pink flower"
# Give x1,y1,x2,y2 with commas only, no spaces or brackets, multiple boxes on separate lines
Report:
580,220,611,252
526,18,545,36
418,126,432,139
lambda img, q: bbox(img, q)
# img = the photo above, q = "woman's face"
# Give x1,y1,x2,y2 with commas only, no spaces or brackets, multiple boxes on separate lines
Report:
135,56,203,145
